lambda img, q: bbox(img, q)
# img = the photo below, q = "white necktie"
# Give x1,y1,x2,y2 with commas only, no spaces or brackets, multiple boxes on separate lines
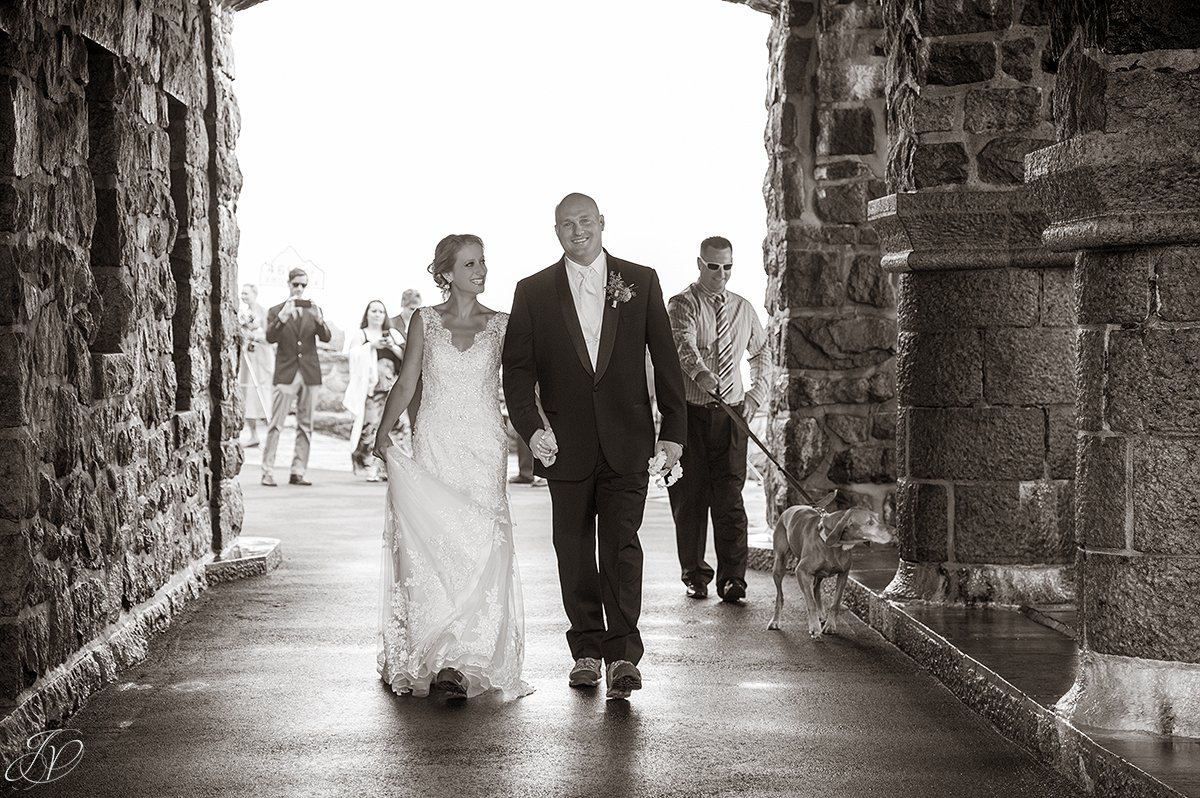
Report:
577,268,601,365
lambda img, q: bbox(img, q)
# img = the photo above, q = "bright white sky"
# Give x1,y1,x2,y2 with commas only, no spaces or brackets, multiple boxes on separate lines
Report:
232,0,772,335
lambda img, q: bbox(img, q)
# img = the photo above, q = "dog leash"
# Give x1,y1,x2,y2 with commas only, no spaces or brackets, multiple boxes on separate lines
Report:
704,391,820,505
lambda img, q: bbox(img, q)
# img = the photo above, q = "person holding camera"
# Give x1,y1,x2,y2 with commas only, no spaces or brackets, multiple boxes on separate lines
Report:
262,267,331,486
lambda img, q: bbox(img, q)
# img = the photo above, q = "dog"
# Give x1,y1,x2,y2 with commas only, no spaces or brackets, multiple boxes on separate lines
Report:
767,493,895,637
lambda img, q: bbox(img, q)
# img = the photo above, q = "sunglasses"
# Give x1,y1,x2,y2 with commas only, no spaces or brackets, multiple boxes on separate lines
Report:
702,261,733,271
290,281,308,288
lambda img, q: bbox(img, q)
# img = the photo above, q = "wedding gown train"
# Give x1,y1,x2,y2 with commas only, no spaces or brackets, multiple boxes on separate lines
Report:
377,307,532,699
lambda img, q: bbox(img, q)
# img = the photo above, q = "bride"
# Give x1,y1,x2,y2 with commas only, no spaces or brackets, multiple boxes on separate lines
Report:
372,234,534,700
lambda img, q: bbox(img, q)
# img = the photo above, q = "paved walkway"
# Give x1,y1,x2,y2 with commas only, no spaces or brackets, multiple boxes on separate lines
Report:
30,432,1083,797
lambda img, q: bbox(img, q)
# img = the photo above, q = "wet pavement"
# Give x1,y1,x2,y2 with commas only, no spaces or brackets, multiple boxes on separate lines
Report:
21,432,1085,797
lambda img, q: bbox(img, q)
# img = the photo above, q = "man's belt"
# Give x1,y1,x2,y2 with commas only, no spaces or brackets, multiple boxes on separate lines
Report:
705,390,819,505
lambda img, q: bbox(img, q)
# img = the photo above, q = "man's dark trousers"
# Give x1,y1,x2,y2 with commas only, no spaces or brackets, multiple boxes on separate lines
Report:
668,402,749,589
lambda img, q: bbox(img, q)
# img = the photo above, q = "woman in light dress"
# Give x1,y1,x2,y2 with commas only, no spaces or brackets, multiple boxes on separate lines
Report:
237,283,274,448
372,234,532,700
343,300,405,481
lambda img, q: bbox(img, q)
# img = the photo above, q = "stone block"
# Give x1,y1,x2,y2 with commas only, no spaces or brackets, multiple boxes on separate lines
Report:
92,352,134,400
897,330,983,407
955,480,1074,564
1132,437,1200,555
907,407,1045,480
1046,405,1076,481
817,107,877,156
921,0,1013,35
964,87,1043,133
913,95,956,133
1001,38,1035,82
784,316,896,370
782,249,844,308
1156,246,1200,321
789,1,816,26
1076,329,1104,431
0,621,20,702
1076,434,1126,550
1142,328,1200,433
977,136,1054,185
0,527,32,616
1080,552,1200,662
983,327,1076,406
829,445,894,483
815,182,866,224
896,479,948,562
783,33,813,95
871,411,897,440
926,42,996,86
825,413,871,445
784,366,896,407
897,268,1040,331
1104,329,1147,433
911,142,968,189
0,437,35,520
771,415,829,480
847,253,894,308
1040,267,1074,327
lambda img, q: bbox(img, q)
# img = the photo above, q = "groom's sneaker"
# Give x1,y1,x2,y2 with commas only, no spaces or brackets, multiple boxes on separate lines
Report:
568,657,602,688
605,660,642,700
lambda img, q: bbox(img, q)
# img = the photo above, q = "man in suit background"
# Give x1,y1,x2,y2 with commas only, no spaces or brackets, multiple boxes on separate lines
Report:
502,193,686,700
262,267,331,487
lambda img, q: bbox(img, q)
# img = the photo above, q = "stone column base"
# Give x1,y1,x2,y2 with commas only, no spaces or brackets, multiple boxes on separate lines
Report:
1057,650,1200,738
883,559,1074,606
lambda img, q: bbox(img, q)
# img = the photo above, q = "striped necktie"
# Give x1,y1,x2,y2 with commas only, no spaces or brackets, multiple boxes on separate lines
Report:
713,293,733,398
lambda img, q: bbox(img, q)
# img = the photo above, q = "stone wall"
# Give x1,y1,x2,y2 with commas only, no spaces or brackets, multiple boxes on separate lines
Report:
868,0,1076,605
1028,0,1200,737
763,0,897,521
0,0,242,750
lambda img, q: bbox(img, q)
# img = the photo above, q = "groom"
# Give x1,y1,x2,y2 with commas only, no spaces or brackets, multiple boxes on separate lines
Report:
503,193,686,700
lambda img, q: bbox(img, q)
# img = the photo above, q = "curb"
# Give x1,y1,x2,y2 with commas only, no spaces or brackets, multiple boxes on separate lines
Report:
747,545,1187,798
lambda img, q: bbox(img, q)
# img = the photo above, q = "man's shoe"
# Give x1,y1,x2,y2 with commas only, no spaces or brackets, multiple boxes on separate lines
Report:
718,578,747,603
605,660,642,700
260,473,276,487
684,577,708,599
530,477,548,488
508,475,534,484
288,474,312,486
568,657,602,688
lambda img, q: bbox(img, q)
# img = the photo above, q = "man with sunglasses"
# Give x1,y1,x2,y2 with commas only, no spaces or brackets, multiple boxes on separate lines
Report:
666,236,769,602
262,267,331,487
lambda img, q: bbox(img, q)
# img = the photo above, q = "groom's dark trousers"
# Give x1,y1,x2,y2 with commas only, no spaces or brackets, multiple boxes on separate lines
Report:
503,253,686,666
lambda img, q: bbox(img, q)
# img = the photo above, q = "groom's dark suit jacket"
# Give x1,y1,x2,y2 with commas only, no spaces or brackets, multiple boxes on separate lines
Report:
503,253,687,480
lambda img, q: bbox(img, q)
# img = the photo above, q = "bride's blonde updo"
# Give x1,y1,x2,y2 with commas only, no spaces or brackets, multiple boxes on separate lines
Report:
428,234,484,293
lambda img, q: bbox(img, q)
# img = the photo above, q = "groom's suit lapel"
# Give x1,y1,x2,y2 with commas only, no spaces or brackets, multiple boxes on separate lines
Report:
593,258,621,386
554,259,595,377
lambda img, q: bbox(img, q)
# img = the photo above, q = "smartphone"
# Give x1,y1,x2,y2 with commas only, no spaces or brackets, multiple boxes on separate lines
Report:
292,299,312,308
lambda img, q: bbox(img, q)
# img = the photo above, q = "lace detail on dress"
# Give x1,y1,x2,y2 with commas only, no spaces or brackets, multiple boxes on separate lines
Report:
377,308,532,700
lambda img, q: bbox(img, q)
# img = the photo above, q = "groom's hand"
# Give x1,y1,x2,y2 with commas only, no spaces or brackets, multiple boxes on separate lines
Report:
657,440,683,470
530,428,558,466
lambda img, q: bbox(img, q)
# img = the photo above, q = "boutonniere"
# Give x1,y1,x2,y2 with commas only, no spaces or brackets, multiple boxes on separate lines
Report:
605,271,636,309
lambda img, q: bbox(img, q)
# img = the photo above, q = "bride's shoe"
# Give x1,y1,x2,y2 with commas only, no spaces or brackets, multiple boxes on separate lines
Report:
435,667,469,698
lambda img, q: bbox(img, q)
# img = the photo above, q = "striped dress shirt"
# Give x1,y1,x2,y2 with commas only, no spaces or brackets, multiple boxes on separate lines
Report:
667,283,769,408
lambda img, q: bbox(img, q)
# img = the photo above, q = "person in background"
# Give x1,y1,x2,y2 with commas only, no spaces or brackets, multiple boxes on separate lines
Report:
262,268,331,487
238,283,272,448
344,300,405,482
665,236,769,603
390,288,422,333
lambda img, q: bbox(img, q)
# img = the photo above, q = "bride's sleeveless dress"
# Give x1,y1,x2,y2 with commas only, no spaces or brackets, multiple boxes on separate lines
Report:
377,307,532,699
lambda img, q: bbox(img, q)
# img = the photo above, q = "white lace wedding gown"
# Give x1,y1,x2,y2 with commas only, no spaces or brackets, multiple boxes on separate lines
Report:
377,307,532,699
